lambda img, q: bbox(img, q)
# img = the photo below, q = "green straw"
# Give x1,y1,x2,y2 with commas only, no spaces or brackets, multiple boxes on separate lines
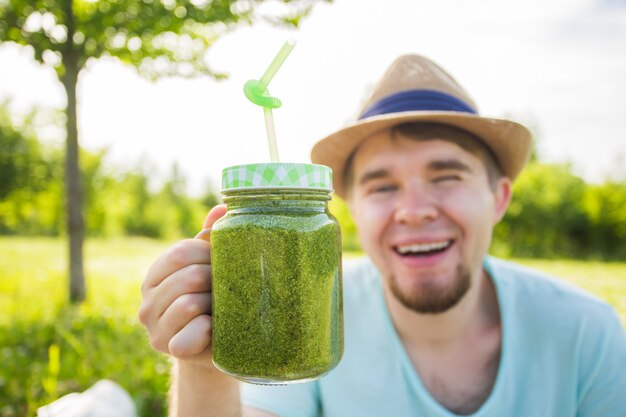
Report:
258,40,296,91
243,40,296,163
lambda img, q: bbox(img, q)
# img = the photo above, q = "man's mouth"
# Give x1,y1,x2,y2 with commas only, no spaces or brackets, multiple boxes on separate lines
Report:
394,240,453,257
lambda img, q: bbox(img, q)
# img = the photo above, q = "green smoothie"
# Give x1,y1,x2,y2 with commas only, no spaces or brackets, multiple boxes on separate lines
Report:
210,164,343,384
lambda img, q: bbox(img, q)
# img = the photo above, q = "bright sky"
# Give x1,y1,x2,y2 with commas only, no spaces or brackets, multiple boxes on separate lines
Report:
1,0,625,195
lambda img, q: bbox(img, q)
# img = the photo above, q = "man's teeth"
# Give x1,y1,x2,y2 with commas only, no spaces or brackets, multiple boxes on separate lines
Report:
396,241,451,255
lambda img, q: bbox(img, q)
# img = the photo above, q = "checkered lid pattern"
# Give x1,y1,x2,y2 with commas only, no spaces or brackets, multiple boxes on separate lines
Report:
221,163,333,192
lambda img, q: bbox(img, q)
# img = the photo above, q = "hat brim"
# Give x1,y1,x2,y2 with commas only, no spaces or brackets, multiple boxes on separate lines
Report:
310,111,532,198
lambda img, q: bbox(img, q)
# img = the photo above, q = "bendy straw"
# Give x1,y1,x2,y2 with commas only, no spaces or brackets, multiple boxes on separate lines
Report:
243,40,296,162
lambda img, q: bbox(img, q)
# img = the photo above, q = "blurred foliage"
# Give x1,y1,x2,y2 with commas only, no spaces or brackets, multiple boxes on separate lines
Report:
0,0,324,79
0,106,217,239
328,194,360,252
0,106,64,236
0,107,45,199
492,162,626,260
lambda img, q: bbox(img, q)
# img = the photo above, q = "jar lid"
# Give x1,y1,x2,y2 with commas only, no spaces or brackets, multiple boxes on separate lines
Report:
221,163,333,192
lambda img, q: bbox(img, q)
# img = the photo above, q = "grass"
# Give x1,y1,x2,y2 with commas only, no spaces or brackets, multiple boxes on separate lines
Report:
513,258,626,324
0,237,625,416
0,237,172,417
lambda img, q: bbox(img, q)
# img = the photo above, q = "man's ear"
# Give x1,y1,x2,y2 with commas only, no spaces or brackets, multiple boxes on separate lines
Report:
492,176,513,224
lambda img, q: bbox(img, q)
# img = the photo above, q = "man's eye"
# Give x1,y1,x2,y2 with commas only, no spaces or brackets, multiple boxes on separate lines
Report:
433,175,461,183
370,184,397,193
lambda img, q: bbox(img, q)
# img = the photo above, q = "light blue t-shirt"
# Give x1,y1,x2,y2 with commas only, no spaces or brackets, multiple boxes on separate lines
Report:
241,257,626,416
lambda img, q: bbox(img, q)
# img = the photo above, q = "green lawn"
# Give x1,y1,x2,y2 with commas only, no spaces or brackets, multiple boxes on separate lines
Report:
0,237,625,416
513,258,626,324
0,237,172,417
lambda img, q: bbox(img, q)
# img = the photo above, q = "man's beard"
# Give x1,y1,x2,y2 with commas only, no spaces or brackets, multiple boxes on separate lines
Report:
389,264,471,314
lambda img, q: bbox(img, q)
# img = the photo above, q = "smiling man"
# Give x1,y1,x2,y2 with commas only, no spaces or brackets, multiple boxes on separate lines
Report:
139,55,626,417
347,125,508,317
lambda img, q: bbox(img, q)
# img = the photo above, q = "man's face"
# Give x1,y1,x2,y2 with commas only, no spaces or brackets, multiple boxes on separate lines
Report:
348,130,511,314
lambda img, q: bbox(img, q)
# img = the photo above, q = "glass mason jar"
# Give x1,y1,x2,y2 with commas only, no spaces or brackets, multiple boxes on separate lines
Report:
210,163,343,384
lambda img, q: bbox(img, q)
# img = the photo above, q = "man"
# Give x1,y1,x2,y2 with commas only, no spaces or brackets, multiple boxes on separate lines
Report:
139,55,626,417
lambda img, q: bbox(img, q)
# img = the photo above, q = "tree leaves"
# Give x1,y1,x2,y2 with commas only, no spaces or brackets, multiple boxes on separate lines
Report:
1,0,320,79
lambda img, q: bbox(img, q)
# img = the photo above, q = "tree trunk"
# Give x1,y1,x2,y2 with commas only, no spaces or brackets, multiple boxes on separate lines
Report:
62,0,85,303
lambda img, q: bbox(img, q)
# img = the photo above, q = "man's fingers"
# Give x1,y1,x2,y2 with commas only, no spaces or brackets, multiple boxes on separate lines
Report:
144,205,225,291
145,292,212,353
202,204,227,231
168,314,212,358
159,292,212,339
195,204,226,242
140,204,225,362
139,264,212,328
143,239,211,291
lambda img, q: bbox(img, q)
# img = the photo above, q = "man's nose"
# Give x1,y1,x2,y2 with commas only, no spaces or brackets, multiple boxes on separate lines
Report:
393,188,438,225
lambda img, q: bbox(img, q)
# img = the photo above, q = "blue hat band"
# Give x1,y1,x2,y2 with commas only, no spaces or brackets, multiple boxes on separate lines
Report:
359,89,477,120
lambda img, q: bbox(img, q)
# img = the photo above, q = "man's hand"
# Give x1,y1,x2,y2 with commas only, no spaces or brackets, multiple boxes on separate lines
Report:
139,204,279,417
138,204,227,367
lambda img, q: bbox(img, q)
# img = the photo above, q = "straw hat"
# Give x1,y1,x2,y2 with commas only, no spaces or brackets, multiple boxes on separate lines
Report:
310,54,532,198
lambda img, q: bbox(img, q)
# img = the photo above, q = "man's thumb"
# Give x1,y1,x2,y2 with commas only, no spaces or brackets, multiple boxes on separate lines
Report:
195,204,227,241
